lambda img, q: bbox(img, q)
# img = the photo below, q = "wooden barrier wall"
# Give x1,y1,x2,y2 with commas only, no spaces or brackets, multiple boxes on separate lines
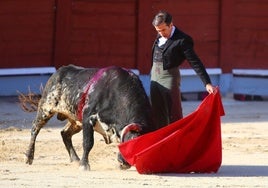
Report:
0,0,267,73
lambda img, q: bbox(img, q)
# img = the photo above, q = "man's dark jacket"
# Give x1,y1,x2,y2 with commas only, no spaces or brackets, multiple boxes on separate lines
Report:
152,26,211,86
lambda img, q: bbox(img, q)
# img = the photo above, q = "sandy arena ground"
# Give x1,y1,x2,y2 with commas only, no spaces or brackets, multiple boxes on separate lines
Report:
0,95,268,187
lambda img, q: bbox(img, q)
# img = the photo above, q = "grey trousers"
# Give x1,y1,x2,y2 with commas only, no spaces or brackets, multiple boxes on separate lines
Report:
150,62,183,129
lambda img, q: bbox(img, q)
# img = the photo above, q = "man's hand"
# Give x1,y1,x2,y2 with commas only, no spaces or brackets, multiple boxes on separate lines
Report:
206,84,216,94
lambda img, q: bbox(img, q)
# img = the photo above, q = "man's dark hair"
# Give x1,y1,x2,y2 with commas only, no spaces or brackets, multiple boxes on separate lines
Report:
152,11,173,26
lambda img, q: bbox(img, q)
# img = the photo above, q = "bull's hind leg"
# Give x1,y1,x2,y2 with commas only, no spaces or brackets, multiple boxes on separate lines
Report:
25,110,54,165
61,120,82,162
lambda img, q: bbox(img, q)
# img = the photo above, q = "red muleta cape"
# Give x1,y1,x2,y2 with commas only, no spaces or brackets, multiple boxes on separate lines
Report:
118,88,225,174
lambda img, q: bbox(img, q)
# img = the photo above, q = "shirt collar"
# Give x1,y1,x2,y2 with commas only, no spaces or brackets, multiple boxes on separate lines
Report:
170,26,175,38
158,26,175,46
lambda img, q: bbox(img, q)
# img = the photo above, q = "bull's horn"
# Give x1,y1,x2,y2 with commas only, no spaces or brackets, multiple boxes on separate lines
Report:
120,123,142,143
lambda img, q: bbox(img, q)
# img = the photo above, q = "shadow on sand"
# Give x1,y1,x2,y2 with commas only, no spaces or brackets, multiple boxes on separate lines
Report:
157,165,268,177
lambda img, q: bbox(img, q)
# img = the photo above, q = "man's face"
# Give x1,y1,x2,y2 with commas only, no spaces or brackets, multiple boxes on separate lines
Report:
154,22,173,38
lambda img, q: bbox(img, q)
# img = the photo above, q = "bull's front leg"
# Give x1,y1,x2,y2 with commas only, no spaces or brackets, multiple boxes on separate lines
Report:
79,120,94,171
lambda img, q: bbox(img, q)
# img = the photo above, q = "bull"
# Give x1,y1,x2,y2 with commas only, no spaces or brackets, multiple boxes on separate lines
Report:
23,64,155,170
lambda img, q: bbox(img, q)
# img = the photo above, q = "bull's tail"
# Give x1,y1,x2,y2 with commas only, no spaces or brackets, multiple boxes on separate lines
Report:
17,88,42,112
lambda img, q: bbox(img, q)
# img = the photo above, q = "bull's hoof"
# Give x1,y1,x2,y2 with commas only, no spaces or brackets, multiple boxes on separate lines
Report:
24,155,33,165
79,164,90,171
70,156,80,163
79,161,90,171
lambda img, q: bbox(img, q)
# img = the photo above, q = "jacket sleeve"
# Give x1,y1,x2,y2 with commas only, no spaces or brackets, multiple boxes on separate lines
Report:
182,37,212,86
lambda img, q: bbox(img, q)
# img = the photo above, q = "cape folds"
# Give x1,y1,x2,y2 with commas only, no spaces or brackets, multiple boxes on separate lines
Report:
118,88,225,174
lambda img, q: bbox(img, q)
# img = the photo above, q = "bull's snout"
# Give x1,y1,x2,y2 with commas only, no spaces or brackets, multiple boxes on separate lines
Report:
117,153,131,170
